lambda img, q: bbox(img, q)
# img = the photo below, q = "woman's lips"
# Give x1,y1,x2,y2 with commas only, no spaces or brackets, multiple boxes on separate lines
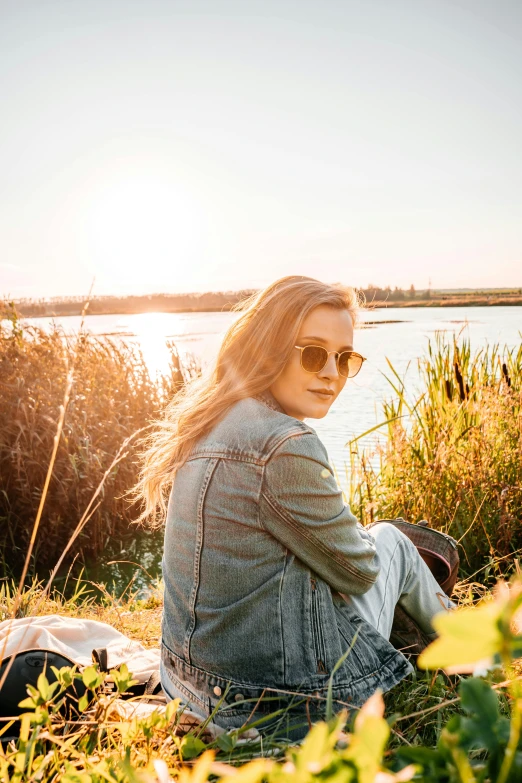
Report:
308,390,334,400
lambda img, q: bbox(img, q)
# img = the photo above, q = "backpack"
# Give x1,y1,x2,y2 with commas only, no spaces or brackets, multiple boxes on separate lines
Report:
0,616,164,743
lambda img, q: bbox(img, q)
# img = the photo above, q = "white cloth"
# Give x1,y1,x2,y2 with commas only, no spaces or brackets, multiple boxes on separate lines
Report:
0,614,160,683
0,614,260,740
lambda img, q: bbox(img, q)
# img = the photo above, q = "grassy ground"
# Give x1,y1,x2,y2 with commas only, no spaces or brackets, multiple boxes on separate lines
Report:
0,573,163,649
1,572,521,783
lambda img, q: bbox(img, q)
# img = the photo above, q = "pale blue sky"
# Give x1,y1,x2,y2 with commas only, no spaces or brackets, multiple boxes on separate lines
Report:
1,0,521,298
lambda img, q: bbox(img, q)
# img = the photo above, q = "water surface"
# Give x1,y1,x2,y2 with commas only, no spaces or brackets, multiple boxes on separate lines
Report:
27,306,521,472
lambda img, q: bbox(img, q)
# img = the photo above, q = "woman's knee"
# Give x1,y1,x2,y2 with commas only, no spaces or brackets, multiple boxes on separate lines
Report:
368,522,417,563
369,521,408,545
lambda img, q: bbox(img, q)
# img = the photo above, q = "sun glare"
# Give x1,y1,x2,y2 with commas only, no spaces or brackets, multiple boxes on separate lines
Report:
131,312,186,378
83,174,203,287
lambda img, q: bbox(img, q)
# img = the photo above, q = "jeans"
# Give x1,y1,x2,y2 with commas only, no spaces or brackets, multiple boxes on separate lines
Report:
347,522,455,640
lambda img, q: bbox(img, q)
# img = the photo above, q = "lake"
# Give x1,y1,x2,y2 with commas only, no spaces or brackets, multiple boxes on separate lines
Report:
27,306,521,471
25,306,521,595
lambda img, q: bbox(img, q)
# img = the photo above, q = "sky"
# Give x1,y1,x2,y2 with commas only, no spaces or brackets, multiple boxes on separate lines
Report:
1,0,521,299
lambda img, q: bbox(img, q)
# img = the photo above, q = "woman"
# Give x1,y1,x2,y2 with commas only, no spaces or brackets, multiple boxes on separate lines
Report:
136,276,453,738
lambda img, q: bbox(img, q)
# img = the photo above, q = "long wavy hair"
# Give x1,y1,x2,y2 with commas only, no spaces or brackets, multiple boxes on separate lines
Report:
134,276,363,524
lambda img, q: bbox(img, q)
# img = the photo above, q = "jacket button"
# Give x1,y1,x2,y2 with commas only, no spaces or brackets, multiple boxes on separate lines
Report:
234,693,244,702
213,686,222,697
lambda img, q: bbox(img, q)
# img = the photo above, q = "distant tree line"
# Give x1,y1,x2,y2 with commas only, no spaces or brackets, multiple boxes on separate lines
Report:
7,285,423,318
6,284,521,318
7,290,259,317
363,284,419,302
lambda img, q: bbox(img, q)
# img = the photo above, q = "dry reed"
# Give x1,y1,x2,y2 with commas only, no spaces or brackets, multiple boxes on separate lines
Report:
0,303,195,576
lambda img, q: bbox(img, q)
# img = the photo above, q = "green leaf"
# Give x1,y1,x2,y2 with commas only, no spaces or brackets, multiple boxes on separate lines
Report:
111,662,139,694
221,759,271,783
461,678,499,724
52,665,74,688
165,698,181,723
82,665,104,690
215,733,237,753
47,680,61,700
296,721,331,772
180,734,207,760
78,693,90,713
17,696,37,710
342,691,390,783
455,678,511,769
37,673,50,702
418,600,503,672
397,745,444,766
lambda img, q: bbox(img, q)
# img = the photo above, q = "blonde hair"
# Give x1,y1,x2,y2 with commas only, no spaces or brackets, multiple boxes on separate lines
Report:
134,276,363,524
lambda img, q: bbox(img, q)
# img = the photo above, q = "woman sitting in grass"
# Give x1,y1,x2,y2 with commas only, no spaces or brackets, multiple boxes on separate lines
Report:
136,276,453,738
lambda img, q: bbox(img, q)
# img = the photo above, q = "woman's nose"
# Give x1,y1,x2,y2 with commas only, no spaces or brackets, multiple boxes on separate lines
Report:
319,353,339,379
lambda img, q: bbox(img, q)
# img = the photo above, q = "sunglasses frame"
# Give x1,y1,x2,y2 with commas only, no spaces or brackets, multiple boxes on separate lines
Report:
294,344,366,379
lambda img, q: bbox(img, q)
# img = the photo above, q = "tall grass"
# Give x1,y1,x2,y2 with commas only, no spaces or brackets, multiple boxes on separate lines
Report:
349,333,522,571
0,304,196,576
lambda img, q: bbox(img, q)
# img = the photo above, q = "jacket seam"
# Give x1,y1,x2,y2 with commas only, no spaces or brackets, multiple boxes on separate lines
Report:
263,429,316,461
186,452,266,466
186,428,313,466
183,457,219,663
260,488,376,587
278,551,288,683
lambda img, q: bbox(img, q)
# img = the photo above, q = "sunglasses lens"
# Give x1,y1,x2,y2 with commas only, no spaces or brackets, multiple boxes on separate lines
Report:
301,345,328,372
337,352,351,377
342,352,363,378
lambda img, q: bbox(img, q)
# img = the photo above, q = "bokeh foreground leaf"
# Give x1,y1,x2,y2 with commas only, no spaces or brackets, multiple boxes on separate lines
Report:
419,579,522,673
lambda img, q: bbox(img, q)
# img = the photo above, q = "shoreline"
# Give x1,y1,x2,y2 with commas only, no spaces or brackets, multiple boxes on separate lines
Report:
11,297,522,319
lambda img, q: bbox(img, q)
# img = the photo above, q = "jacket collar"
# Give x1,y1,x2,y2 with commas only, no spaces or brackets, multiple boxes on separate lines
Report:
253,389,287,415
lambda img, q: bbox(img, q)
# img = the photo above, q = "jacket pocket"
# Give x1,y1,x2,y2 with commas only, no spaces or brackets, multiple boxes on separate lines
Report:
310,577,328,675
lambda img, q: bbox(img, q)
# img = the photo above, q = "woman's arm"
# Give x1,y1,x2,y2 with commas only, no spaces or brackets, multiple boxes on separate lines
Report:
261,431,380,595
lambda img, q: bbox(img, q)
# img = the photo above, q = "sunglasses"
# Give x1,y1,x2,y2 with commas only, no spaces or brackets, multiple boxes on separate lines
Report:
294,344,366,379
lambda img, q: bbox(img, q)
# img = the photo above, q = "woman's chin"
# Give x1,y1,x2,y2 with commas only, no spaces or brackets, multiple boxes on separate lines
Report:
283,393,334,420
302,402,332,420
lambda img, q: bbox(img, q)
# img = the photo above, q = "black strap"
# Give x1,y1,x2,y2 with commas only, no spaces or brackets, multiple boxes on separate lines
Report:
144,670,162,695
92,648,109,672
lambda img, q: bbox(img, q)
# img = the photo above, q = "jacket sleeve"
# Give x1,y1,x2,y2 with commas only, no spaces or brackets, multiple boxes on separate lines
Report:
260,431,380,595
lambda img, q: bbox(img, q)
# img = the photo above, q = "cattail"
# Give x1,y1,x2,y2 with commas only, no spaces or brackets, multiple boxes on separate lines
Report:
502,362,512,387
454,362,467,401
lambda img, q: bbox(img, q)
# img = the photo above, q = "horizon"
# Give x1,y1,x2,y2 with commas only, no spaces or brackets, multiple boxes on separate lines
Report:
6,283,522,305
1,0,521,298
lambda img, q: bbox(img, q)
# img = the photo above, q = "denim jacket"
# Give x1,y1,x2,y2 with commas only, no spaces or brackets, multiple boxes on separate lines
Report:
161,390,411,735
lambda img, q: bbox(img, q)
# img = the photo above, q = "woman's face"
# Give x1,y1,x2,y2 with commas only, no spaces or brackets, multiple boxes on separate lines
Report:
269,305,354,421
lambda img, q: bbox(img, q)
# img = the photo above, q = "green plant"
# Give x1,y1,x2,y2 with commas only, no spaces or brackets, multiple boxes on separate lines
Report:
349,334,522,572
